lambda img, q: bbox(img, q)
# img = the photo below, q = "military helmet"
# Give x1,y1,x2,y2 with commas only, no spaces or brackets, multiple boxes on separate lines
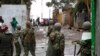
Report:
82,21,91,30
26,21,31,28
54,23,61,31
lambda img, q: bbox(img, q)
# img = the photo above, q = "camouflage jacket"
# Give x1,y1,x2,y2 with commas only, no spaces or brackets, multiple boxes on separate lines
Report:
77,39,91,55
23,28,35,43
49,31,65,51
14,30,22,43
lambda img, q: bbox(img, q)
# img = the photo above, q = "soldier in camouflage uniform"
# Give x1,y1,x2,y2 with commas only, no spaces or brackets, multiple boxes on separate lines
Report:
46,19,54,56
46,23,65,56
23,21,36,56
14,26,22,56
73,21,91,56
47,20,54,37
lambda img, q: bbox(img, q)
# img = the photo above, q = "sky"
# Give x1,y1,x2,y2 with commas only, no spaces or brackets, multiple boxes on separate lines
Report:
30,0,53,20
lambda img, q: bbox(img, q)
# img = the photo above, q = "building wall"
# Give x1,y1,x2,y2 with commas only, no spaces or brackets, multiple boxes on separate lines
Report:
1,5,27,33
57,12,63,24
62,9,73,27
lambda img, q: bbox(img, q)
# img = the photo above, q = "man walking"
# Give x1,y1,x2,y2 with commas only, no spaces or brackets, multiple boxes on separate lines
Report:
14,26,22,56
46,22,65,56
23,21,36,56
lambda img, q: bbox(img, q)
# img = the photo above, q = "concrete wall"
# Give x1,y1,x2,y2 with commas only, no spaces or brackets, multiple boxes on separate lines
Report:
0,5,27,33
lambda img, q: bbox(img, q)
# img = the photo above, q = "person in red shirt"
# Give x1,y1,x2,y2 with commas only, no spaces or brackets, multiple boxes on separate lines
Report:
0,23,8,32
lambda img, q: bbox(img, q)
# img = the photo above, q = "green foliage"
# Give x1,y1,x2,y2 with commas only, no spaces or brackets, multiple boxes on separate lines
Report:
46,2,52,7
75,1,88,13
60,0,69,3
51,0,57,4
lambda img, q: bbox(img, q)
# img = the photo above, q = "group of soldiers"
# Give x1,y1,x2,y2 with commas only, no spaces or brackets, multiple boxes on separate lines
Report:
0,19,65,56
0,19,91,56
46,20,91,56
0,21,35,56
14,21,36,56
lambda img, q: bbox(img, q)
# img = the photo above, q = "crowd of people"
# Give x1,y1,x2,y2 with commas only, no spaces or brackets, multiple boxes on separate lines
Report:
0,16,91,56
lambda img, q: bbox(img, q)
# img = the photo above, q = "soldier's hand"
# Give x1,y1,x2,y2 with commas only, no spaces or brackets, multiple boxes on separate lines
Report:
72,40,80,44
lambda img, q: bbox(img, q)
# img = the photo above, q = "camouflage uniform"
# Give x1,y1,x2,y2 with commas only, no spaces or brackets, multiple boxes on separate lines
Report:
46,23,65,56
0,33,13,56
75,21,91,56
46,30,55,56
77,39,91,56
47,20,54,37
14,26,22,56
46,20,55,56
23,25,36,56
53,31,65,56
21,29,26,47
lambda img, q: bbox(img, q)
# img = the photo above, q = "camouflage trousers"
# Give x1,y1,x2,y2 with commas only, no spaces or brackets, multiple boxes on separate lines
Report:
0,48,13,56
15,42,21,56
46,43,64,56
23,43,35,56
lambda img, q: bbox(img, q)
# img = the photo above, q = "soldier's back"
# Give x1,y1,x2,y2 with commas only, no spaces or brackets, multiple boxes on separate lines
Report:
54,31,65,56
24,28,35,43
47,31,64,56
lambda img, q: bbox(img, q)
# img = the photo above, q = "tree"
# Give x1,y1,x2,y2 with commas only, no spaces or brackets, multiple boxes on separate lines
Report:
46,2,52,7
75,1,88,13
47,0,76,9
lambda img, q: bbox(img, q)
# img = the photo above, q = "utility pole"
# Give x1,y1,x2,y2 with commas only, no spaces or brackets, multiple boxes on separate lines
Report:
26,0,31,20
49,8,51,19
41,0,43,19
